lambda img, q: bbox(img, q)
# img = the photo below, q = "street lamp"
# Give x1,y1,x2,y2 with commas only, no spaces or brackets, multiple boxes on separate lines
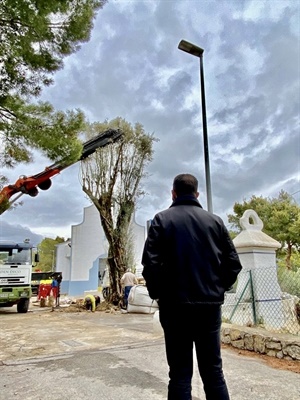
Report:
178,39,213,213
51,250,55,272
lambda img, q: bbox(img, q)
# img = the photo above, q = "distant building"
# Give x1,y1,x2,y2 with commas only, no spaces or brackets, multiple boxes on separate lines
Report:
56,204,146,296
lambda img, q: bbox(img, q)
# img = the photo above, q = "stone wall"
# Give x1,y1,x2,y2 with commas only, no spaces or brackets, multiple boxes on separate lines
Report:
152,313,300,361
221,323,300,361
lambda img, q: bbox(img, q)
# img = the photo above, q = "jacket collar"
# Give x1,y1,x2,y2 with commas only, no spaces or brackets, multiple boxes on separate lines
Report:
170,194,203,209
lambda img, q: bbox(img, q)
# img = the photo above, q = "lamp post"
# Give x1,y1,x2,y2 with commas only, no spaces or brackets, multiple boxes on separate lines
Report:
178,39,213,213
51,250,55,272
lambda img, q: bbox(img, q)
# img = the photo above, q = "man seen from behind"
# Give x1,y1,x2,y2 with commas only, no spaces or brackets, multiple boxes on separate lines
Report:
121,268,138,308
142,173,242,400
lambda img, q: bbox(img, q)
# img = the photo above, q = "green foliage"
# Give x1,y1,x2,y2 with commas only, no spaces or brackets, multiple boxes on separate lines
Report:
228,195,271,233
0,0,105,97
0,0,106,180
228,191,300,268
228,230,238,240
82,117,157,203
1,98,85,167
0,197,10,215
277,250,300,272
35,236,65,272
277,265,300,298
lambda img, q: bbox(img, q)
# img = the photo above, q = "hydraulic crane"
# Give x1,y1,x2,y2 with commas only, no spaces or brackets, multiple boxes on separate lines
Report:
0,128,122,214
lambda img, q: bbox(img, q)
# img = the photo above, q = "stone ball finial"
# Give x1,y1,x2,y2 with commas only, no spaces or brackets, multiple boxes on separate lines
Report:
240,209,264,231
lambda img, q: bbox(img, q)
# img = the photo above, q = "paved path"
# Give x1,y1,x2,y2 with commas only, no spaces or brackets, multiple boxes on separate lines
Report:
0,306,299,399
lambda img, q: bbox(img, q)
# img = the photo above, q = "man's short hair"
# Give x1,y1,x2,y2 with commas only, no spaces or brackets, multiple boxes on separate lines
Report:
173,174,198,196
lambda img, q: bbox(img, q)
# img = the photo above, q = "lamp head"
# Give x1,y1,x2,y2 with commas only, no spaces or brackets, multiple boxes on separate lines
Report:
178,40,204,57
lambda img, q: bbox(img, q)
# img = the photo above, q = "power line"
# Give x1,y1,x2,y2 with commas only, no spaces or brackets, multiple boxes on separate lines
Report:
290,189,300,196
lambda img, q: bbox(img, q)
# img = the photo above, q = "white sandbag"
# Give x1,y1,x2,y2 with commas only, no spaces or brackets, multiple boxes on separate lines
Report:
127,285,159,314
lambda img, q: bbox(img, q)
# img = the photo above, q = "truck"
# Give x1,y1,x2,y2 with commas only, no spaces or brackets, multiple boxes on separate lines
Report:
0,240,39,313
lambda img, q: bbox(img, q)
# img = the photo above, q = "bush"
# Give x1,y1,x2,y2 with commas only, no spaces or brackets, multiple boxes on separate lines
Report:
277,266,300,297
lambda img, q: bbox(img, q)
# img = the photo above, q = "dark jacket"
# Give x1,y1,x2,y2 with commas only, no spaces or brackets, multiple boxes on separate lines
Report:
142,195,242,306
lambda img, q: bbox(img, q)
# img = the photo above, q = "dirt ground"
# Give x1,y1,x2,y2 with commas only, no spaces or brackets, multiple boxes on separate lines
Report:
0,301,162,363
222,344,300,374
61,301,300,374
1,300,299,375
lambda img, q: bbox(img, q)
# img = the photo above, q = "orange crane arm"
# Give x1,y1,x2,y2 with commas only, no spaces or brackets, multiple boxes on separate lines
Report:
0,129,122,214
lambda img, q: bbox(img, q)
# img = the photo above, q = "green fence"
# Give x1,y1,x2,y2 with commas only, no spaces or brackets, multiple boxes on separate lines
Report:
222,265,300,335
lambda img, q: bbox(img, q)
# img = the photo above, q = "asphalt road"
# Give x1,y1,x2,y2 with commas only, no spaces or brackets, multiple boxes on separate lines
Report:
0,304,299,400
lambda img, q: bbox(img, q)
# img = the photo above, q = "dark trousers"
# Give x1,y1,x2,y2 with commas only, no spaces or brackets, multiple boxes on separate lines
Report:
159,304,230,400
124,286,133,308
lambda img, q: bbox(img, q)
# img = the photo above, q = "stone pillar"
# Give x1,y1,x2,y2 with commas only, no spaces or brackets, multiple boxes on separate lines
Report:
233,209,284,330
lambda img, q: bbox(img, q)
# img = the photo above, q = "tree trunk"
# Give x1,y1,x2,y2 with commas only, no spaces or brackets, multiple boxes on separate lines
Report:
107,255,123,305
93,196,134,306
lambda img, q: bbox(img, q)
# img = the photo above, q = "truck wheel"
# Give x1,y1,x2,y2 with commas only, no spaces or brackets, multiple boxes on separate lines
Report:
17,298,29,313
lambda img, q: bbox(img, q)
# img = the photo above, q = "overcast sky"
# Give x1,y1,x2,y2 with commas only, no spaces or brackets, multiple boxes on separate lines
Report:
1,0,299,246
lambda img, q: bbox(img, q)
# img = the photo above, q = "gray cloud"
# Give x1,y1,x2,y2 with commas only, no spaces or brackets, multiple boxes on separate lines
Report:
0,220,43,246
1,0,299,239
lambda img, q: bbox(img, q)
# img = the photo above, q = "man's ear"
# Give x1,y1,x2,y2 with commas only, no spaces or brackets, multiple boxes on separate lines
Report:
195,191,199,198
172,189,177,200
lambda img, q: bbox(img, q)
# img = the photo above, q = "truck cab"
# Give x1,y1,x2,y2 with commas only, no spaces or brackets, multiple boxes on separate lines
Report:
0,240,38,313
